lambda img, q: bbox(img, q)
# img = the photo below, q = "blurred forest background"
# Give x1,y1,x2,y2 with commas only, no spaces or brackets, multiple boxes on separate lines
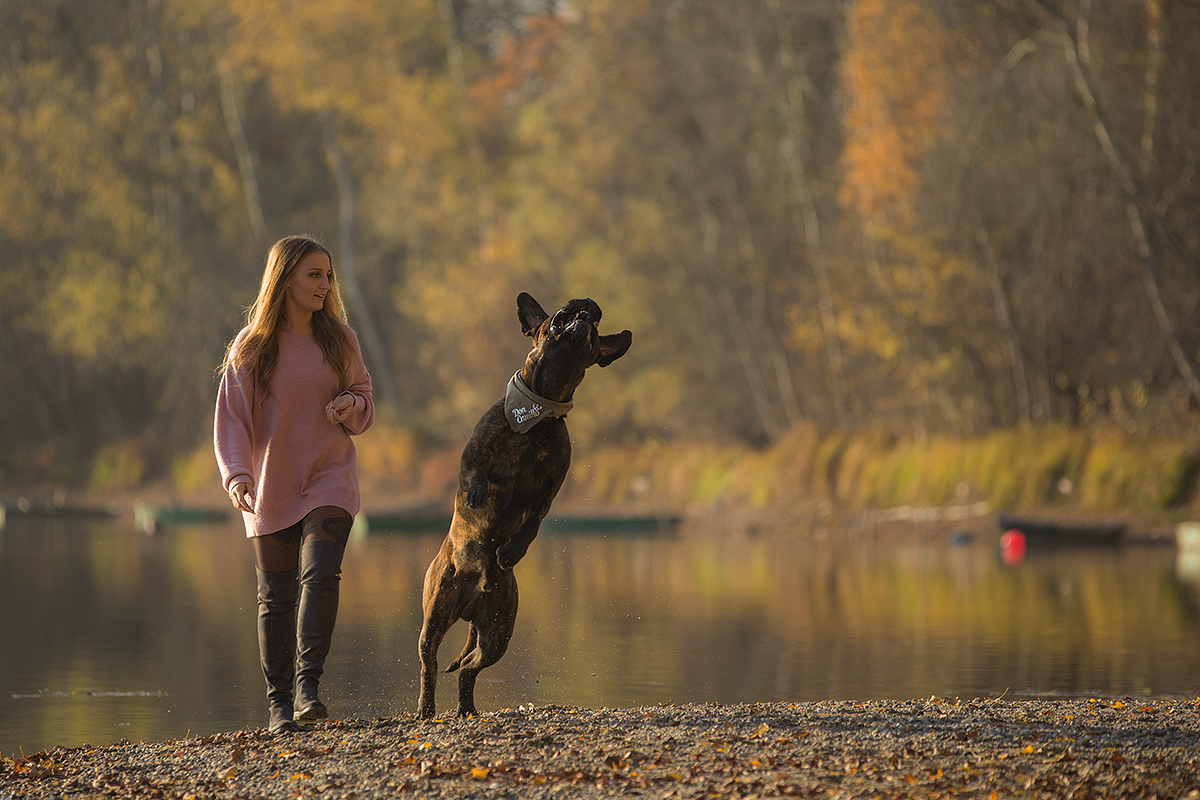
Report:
3,0,1200,513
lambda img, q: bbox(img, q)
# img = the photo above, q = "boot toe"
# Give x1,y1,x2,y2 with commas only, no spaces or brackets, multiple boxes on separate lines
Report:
268,708,301,734
295,702,328,722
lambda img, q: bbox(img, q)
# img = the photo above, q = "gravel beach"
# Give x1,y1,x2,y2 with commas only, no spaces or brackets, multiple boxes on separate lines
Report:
4,698,1200,799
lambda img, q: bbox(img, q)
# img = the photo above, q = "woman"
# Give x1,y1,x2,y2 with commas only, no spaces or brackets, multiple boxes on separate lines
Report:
215,235,374,734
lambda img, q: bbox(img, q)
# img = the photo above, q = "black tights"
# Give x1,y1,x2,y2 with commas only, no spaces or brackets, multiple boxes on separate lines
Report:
253,506,352,573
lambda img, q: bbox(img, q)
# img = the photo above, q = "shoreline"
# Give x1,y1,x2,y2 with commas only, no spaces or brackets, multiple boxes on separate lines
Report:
2,487,1185,545
4,698,1200,799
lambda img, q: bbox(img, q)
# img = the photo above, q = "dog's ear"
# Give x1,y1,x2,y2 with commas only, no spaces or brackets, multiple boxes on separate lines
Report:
517,292,549,337
596,330,632,367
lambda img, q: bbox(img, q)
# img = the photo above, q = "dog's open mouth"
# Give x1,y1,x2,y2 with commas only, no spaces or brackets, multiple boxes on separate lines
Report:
549,305,600,339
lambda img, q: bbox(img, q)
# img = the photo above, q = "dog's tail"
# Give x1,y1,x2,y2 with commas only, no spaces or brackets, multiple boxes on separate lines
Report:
445,623,477,673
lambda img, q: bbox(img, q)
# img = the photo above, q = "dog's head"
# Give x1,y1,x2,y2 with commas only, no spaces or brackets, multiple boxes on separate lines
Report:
516,292,632,403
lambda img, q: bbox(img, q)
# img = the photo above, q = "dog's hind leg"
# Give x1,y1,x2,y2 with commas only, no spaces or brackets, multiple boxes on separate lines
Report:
417,610,454,719
456,574,518,718
418,544,458,720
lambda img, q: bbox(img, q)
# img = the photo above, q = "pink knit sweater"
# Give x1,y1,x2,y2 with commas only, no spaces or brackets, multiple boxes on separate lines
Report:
214,325,375,538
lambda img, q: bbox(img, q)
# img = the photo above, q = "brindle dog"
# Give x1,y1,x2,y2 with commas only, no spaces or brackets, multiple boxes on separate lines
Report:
417,293,632,719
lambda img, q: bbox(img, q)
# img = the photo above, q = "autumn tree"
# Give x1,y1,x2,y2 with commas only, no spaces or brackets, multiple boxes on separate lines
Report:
4,0,1200,491
929,0,1200,430
0,0,261,482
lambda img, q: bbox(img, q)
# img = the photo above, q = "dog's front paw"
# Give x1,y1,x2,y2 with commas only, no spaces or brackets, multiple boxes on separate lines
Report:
465,481,489,509
496,539,528,570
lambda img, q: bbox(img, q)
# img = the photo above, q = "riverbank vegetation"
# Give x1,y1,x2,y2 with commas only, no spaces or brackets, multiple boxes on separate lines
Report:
4,1,1200,515
138,422,1200,532
562,424,1200,518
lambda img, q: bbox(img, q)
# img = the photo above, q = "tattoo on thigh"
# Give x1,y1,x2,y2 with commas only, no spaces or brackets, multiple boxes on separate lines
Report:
322,515,351,539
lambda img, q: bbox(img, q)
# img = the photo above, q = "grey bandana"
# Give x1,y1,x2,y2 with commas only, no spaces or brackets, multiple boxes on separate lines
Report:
504,372,573,433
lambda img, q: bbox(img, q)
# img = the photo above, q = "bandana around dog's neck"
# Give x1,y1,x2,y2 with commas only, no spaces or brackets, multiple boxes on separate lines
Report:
504,371,573,433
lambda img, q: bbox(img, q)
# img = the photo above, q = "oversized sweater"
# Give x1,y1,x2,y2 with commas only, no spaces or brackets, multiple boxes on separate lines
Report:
214,325,374,538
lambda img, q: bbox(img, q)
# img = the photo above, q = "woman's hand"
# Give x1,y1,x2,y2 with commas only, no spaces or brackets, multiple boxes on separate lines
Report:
326,393,355,424
229,482,255,513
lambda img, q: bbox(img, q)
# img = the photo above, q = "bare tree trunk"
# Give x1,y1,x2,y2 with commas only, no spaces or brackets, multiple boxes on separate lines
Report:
955,38,1036,179
977,227,1032,424
695,191,785,442
855,221,926,438
768,0,848,427
144,40,186,253
708,138,805,429
652,188,733,383
435,0,496,271
322,116,398,411
1139,0,1162,180
219,66,268,247
660,12,788,441
1045,7,1200,407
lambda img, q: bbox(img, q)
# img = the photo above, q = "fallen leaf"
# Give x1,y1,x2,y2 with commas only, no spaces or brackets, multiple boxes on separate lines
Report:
471,767,490,780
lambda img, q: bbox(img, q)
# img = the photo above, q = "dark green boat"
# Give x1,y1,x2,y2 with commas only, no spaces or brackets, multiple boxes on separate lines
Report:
362,510,681,537
996,513,1125,545
135,504,230,535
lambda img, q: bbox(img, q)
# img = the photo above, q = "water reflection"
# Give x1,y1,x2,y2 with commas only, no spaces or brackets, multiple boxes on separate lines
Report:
2,517,1198,757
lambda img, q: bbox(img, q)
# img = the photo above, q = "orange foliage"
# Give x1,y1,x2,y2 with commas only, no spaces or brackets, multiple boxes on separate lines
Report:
839,0,953,227
469,14,566,124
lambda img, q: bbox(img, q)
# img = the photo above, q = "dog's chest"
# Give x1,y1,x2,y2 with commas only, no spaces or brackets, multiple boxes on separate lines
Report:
506,424,570,489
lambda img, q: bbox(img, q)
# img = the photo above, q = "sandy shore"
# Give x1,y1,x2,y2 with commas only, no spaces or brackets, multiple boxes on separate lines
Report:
3,698,1200,799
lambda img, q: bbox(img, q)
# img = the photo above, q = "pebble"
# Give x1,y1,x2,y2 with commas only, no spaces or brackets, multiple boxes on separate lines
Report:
3,698,1200,798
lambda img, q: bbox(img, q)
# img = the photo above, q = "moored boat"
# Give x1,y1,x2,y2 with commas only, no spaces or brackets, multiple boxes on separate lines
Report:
996,513,1125,545
0,498,116,528
134,503,230,535
362,508,680,537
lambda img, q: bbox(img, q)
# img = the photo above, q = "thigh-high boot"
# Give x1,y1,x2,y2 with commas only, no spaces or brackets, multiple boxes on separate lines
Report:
257,567,301,734
294,539,343,721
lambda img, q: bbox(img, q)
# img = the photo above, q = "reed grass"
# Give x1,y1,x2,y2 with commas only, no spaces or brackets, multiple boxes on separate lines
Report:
154,422,1200,521
560,424,1200,517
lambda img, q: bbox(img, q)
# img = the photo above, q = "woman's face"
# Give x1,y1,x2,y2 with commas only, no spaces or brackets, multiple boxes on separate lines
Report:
284,251,332,319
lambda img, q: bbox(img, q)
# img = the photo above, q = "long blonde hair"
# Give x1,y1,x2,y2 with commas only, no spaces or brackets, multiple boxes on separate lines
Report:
221,236,354,398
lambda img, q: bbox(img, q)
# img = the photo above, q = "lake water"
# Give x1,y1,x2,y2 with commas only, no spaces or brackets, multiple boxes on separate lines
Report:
2,515,1199,757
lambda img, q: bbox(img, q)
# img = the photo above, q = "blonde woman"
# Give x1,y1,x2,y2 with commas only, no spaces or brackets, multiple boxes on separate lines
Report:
215,236,374,733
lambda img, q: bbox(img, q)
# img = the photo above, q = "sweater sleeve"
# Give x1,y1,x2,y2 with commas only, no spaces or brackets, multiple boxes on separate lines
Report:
214,339,256,493
339,330,375,436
